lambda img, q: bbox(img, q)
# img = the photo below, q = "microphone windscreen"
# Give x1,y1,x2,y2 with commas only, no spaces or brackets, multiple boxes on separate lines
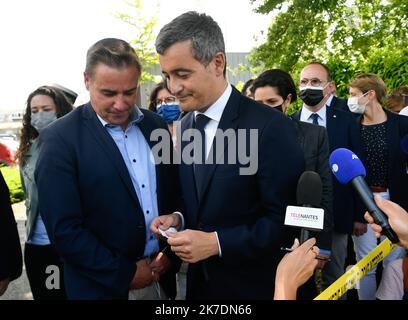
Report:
401,134,408,154
329,148,366,184
296,171,322,207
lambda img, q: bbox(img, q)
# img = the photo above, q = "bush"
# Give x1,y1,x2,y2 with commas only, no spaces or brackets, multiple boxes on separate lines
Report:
0,166,24,204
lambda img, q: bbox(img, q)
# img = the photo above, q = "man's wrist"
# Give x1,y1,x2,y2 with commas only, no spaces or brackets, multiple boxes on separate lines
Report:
173,211,185,230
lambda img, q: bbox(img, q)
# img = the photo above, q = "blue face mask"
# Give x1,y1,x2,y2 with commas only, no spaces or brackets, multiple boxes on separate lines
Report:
157,104,181,123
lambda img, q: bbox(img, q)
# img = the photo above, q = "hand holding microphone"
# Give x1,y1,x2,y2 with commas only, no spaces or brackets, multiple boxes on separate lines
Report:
329,148,399,243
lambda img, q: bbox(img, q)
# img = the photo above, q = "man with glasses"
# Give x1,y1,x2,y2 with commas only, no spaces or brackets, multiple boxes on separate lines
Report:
292,61,364,297
298,62,349,117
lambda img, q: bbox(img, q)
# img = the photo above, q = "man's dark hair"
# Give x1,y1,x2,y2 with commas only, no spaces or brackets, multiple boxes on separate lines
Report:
85,38,142,79
251,69,297,103
155,11,227,76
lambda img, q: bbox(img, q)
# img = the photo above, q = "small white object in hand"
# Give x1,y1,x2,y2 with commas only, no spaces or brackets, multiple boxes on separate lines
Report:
158,227,177,238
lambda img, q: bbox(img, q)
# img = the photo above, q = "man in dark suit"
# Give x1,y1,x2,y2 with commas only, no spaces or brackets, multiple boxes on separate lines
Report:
0,171,22,296
35,38,181,299
330,95,349,112
150,11,305,300
293,61,365,294
251,69,333,299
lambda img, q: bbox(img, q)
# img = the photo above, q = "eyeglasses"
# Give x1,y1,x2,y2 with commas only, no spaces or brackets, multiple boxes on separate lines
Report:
299,78,327,87
156,96,177,106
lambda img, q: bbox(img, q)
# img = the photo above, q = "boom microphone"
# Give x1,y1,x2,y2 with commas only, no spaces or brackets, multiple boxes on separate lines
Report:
329,148,399,243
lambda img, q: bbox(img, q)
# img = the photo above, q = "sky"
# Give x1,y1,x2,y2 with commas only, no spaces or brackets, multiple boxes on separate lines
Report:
0,0,274,112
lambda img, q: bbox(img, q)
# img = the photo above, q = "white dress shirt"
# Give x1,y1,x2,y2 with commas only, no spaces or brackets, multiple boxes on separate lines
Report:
192,83,232,256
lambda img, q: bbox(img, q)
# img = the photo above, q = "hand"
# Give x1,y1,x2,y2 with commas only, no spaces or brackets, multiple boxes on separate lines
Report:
149,251,172,276
364,195,408,249
150,213,182,237
274,238,319,300
129,258,158,290
352,222,367,237
0,278,10,296
167,229,219,263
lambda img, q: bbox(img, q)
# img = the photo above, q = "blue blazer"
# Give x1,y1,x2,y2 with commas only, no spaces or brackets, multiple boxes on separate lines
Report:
35,104,181,299
293,107,365,234
330,96,349,112
179,87,305,299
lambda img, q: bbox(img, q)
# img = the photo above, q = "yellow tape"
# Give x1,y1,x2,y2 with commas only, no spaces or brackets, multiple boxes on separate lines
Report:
314,238,399,300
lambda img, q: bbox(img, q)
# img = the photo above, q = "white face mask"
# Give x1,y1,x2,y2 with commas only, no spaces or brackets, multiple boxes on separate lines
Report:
347,92,369,114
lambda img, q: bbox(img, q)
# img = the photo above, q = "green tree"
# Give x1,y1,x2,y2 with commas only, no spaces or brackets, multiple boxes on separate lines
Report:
249,0,408,97
115,0,159,84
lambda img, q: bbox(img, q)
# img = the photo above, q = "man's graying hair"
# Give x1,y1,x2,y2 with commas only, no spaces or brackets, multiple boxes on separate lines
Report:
85,38,142,78
155,11,226,75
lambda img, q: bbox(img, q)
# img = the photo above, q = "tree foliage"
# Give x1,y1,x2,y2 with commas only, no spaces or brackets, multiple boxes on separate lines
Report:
249,0,408,97
115,0,159,83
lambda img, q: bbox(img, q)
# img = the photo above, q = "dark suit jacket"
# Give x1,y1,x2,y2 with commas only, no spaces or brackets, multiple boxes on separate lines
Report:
179,87,305,299
329,96,349,112
357,110,408,211
0,171,22,282
35,103,181,299
293,107,365,234
290,119,333,251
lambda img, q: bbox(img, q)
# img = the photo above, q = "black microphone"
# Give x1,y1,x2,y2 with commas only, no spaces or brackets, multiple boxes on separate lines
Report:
329,148,399,243
296,171,322,243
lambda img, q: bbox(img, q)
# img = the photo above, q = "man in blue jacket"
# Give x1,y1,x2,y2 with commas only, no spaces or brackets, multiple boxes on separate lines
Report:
35,38,181,299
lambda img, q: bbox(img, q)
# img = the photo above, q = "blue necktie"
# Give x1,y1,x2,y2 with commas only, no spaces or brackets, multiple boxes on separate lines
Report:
193,114,211,198
310,113,320,125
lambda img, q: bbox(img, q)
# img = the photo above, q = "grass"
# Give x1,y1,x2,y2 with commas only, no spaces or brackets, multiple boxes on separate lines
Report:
0,165,24,204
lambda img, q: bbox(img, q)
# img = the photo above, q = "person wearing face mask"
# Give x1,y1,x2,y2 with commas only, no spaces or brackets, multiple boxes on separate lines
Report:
292,62,365,298
149,82,181,136
297,62,349,113
251,69,333,300
347,73,408,300
15,85,73,300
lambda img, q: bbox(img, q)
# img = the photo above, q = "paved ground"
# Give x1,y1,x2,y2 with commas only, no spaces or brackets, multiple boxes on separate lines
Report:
0,201,32,300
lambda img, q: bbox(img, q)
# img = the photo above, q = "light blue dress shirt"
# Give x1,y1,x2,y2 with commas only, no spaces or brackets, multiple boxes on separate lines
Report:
97,107,159,258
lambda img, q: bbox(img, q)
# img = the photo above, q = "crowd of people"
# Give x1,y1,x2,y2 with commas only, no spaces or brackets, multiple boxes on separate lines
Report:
1,10,407,301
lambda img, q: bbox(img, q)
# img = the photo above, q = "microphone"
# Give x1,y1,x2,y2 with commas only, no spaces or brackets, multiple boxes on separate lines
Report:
297,171,322,243
284,171,324,243
329,148,399,243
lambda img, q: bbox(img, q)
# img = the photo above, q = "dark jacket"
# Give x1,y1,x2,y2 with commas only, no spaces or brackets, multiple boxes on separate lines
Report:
293,107,365,234
291,119,333,251
35,104,181,299
329,96,349,112
357,110,408,211
180,87,305,299
0,171,22,282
